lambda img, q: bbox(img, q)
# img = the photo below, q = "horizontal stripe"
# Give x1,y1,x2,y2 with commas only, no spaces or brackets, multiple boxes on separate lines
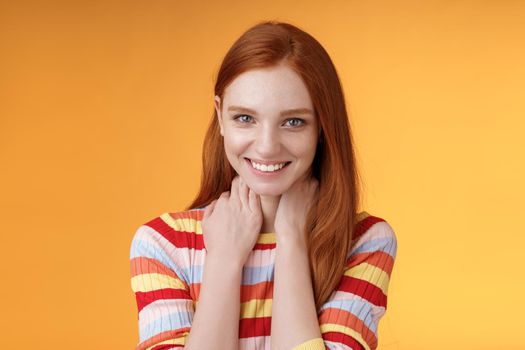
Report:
137,328,189,350
161,212,203,235
135,288,192,313
130,227,189,281
150,344,183,350
138,299,194,325
239,316,272,338
291,337,325,350
238,335,270,350
151,344,183,350
353,214,384,239
242,264,275,285
343,262,391,295
140,311,193,341
319,299,377,333
346,251,395,278
320,307,377,349
329,290,386,316
240,298,273,319
320,323,371,350
350,235,397,258
324,333,365,350
131,273,187,293
176,262,277,286
240,281,274,302
145,216,205,250
131,256,179,279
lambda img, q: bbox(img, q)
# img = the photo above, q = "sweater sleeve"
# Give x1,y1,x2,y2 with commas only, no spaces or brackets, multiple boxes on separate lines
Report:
296,219,398,350
130,224,194,350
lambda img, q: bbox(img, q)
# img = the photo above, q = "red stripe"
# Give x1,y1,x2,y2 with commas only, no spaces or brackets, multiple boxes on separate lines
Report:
240,281,273,302
338,276,387,307
136,328,190,350
150,345,183,350
145,216,205,250
131,256,180,278
323,331,365,350
319,307,377,348
170,210,204,221
135,288,192,313
346,251,395,278
238,317,272,338
353,215,385,240
253,242,276,250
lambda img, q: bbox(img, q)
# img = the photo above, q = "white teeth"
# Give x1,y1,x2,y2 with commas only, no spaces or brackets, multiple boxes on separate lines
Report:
250,160,287,172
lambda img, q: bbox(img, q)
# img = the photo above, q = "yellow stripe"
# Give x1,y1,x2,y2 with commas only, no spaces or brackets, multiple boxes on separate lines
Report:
344,262,391,295
161,213,203,234
161,213,277,244
158,211,370,240
240,299,272,318
291,337,325,350
144,333,188,350
131,273,186,293
256,232,276,244
320,323,370,350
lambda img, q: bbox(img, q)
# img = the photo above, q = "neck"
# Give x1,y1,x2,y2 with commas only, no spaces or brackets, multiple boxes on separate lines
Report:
259,194,281,233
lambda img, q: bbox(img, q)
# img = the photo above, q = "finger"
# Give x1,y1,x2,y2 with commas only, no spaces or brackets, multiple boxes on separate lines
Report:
230,176,240,203
238,178,249,208
248,188,261,213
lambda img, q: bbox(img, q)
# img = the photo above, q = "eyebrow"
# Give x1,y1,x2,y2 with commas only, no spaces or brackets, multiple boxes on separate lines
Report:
227,105,314,118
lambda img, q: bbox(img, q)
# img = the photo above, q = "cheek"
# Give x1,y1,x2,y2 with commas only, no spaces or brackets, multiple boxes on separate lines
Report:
285,135,318,159
223,133,250,157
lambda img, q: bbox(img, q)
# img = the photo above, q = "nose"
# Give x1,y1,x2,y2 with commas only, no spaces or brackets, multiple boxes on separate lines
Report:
254,125,281,157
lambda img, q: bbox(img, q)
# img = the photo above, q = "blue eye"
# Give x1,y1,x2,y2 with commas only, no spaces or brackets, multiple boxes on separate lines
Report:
286,118,305,127
234,114,253,123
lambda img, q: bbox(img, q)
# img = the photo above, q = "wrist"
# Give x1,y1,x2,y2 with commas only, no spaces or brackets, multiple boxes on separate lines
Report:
205,251,245,271
275,229,307,248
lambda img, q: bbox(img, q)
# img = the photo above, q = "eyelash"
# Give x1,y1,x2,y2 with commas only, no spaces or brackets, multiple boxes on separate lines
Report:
233,114,306,127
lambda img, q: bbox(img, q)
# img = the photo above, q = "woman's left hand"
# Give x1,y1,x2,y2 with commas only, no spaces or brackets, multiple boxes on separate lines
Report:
274,175,319,244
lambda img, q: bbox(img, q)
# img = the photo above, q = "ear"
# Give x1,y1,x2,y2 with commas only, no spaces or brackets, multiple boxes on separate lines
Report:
214,95,224,136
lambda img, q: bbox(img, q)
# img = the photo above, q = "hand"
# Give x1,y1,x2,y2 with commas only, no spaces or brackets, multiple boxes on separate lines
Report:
201,175,263,265
274,175,319,244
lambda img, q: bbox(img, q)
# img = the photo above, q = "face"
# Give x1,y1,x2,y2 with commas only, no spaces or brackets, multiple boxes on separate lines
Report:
214,63,319,196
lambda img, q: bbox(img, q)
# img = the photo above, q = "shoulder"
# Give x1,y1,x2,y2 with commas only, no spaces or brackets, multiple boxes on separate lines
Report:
130,207,208,252
146,207,206,233
351,211,398,259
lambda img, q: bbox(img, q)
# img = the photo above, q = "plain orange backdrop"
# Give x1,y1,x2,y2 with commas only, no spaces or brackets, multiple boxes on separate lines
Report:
1,1,524,349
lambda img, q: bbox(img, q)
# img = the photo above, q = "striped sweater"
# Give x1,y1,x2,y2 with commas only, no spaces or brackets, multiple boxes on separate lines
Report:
130,208,397,350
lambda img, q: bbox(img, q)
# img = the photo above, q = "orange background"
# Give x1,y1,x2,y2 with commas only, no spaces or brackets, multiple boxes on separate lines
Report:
1,1,524,349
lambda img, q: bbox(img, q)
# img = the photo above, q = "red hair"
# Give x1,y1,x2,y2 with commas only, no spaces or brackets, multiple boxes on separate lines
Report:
186,20,362,312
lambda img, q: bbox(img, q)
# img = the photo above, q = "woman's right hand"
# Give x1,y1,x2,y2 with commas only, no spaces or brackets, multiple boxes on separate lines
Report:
201,175,263,265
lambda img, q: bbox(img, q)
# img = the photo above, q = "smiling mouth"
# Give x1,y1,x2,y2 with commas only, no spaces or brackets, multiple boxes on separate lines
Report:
244,158,292,172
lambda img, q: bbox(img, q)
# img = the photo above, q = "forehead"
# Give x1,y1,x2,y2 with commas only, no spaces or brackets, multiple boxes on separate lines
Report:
222,64,313,112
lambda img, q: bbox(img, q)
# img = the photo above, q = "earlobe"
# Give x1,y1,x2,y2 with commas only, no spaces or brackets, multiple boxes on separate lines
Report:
214,95,224,136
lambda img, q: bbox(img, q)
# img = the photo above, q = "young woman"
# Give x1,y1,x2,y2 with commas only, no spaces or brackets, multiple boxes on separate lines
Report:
130,20,398,350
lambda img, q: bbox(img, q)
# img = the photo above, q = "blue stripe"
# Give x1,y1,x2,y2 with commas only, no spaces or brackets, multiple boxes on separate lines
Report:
140,309,193,341
180,265,204,285
176,264,276,285
320,298,378,334
130,228,189,284
241,264,275,285
351,236,397,257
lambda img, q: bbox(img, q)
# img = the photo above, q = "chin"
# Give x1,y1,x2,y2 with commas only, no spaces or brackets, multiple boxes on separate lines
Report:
247,182,288,197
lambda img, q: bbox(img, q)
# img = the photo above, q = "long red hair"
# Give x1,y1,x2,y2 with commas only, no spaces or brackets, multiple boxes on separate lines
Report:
186,20,362,312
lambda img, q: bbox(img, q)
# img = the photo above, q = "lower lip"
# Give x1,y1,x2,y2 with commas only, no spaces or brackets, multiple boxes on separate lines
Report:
245,158,291,177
